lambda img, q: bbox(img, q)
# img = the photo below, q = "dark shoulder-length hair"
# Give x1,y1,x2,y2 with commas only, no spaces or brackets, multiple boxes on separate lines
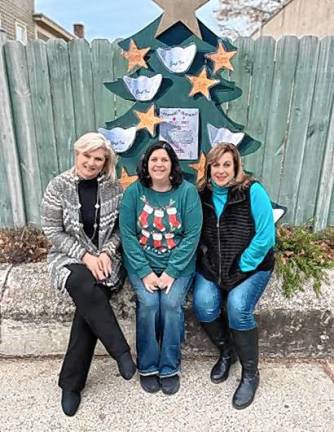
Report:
137,141,183,188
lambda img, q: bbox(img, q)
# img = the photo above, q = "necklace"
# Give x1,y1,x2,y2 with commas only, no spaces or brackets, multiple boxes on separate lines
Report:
76,176,101,242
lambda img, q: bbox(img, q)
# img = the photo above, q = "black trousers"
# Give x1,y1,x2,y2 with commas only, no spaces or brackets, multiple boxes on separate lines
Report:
58,264,130,392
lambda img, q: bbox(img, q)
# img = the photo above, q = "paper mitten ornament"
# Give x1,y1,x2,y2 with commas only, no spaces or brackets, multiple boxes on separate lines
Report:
167,207,181,229
152,232,163,249
153,209,165,231
165,233,176,250
138,203,153,228
139,229,150,246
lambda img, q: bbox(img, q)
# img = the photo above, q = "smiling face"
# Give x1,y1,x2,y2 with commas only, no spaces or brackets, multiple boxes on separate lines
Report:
75,147,107,179
210,151,235,187
148,148,172,186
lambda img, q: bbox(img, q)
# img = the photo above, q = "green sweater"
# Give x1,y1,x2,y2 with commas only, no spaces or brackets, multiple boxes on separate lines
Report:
119,180,203,279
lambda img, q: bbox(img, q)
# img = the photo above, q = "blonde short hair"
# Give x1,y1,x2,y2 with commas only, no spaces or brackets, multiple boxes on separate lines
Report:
74,132,117,181
198,143,252,191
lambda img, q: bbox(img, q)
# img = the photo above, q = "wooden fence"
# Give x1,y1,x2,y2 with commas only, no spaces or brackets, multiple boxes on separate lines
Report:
0,32,333,230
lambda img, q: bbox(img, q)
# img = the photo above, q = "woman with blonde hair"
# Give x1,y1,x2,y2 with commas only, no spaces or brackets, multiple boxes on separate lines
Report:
41,132,136,416
193,143,275,409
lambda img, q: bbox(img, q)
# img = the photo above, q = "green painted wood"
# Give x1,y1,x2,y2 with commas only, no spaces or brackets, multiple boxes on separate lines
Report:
46,39,76,172
26,40,59,192
328,190,334,226
279,36,319,223
296,37,334,226
0,32,25,227
91,39,116,129
313,81,334,231
68,39,96,137
112,41,134,118
5,41,42,225
228,37,255,128
278,37,320,224
242,37,276,177
261,37,299,202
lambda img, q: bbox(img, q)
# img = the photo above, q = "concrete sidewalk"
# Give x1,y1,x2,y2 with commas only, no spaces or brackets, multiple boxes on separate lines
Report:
0,357,333,432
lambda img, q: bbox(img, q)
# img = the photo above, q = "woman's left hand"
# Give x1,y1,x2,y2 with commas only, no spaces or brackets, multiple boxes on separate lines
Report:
158,272,175,294
97,252,112,279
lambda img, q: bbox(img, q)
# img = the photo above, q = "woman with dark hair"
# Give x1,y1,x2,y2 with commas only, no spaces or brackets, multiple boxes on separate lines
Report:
119,141,202,395
41,132,136,416
193,143,275,410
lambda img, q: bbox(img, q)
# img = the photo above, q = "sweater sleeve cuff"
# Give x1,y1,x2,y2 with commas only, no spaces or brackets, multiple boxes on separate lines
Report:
137,266,153,279
165,267,180,279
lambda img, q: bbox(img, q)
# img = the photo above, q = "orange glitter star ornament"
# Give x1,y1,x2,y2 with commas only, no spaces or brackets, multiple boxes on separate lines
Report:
122,39,150,72
206,41,237,73
134,105,162,137
189,152,206,182
186,67,220,99
119,168,138,190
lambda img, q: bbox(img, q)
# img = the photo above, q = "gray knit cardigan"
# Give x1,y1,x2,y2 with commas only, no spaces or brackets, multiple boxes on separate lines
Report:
41,168,123,292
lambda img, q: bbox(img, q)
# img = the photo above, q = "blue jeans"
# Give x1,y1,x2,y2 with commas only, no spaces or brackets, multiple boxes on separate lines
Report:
193,271,272,330
128,273,193,377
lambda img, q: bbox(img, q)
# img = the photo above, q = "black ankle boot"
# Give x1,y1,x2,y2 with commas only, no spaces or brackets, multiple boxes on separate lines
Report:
140,375,160,393
117,351,136,380
201,317,236,384
231,328,259,410
61,390,81,416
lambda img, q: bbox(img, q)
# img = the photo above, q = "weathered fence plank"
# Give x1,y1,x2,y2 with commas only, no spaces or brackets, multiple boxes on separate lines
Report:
278,37,320,223
261,37,299,202
91,39,115,129
242,37,276,177
69,39,96,137
0,31,25,227
295,37,334,225
314,92,334,231
112,41,134,118
26,40,59,192
5,41,42,225
46,39,76,172
228,37,255,129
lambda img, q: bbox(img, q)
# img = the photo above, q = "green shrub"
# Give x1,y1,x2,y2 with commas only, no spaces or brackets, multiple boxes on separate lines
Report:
275,224,334,298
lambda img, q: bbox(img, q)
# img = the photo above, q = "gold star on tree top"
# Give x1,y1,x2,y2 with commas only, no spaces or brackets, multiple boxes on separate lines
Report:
134,105,162,137
186,67,220,99
206,41,237,73
153,0,209,39
122,39,150,72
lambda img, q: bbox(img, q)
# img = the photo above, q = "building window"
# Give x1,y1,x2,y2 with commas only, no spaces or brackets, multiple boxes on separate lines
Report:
15,22,27,44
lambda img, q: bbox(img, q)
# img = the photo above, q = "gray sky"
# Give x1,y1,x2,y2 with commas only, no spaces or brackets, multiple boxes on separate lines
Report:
35,0,220,41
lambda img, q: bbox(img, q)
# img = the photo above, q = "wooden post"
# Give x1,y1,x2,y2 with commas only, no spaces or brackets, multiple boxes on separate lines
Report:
0,30,26,226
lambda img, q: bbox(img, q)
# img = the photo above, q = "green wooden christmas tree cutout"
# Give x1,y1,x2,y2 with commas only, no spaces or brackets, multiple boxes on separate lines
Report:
101,10,262,182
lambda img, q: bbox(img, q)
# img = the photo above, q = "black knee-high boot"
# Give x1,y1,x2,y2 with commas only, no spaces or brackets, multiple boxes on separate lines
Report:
231,328,259,409
201,316,236,383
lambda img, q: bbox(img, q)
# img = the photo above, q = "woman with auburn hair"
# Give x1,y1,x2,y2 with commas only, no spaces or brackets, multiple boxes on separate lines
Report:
41,132,136,416
193,143,275,410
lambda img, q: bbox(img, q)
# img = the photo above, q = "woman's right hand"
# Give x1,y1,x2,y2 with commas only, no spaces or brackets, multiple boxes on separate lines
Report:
142,272,160,293
82,252,105,281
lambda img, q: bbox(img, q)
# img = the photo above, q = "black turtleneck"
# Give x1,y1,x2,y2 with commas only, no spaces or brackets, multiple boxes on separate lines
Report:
78,177,99,247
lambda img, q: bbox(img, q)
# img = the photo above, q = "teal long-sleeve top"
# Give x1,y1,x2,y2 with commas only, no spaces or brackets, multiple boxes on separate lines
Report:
212,181,275,272
119,180,203,279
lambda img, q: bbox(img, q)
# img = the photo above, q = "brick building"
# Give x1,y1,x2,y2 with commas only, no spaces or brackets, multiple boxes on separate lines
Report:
0,0,75,43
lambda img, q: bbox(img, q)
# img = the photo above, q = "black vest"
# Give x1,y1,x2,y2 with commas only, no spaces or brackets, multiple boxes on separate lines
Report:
197,184,274,291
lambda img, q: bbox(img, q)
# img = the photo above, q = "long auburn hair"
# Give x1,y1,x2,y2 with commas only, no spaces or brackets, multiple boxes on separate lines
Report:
198,143,253,191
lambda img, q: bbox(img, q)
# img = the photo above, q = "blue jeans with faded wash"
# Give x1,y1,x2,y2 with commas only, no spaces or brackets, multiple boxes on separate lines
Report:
192,271,272,330
128,273,194,377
